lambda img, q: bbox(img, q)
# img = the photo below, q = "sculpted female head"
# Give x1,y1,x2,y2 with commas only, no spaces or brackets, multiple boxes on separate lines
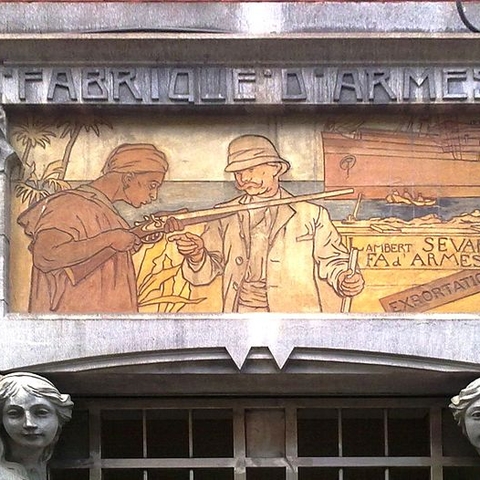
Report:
0,373,74,463
450,378,480,453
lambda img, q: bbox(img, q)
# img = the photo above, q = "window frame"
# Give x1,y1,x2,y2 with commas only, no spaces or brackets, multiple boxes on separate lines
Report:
50,397,480,480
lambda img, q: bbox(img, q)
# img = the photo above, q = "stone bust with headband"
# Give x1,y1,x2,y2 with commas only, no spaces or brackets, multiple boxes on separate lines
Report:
0,372,73,480
450,378,480,454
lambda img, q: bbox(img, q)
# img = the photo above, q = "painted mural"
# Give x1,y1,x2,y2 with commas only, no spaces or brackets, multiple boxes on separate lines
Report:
8,110,480,314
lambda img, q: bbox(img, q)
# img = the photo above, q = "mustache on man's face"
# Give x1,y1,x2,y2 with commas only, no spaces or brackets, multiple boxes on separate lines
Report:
236,181,263,189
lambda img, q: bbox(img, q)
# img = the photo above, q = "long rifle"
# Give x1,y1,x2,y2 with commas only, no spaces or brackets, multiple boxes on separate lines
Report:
65,188,354,285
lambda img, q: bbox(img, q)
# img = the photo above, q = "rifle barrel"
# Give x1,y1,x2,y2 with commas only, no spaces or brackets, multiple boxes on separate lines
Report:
69,187,355,283
163,188,354,223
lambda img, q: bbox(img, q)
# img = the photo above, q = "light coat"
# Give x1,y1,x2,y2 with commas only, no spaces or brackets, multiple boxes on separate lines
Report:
182,188,349,312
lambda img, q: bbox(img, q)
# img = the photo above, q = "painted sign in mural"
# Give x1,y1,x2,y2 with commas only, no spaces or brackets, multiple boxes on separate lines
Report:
9,110,480,314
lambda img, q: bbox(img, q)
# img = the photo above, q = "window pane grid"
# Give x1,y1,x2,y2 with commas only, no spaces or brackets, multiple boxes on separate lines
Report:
48,399,480,480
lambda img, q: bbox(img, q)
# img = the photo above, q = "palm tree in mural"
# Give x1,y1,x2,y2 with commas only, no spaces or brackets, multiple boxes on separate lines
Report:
13,112,113,206
56,112,112,179
11,115,56,181
11,115,70,206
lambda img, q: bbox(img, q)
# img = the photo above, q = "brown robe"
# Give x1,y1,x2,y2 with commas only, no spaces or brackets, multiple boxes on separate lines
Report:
18,186,138,313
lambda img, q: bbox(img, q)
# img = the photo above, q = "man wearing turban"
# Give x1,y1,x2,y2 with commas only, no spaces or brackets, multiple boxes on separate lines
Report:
18,143,170,313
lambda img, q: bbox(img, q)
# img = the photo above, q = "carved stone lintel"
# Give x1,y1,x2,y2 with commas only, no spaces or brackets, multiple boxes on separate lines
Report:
0,372,74,480
6,66,480,106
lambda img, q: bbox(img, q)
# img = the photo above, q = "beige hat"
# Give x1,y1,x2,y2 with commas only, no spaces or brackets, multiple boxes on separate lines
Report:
225,135,291,174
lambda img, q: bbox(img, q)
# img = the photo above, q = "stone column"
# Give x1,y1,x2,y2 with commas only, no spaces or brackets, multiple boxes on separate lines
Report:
0,106,19,316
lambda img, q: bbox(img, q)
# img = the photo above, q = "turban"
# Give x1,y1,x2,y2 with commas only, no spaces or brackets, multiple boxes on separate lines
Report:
102,143,168,175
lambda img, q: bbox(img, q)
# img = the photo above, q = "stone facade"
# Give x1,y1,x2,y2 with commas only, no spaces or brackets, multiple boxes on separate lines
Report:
1,0,480,396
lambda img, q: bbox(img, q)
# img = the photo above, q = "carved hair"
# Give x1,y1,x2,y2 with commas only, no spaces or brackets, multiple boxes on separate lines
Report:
0,372,74,462
450,378,480,433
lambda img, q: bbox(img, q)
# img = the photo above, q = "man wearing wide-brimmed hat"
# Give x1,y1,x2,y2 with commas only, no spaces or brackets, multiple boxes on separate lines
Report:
171,134,364,313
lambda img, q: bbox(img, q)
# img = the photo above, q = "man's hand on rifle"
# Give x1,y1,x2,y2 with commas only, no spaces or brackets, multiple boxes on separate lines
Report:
169,232,205,265
163,216,184,233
